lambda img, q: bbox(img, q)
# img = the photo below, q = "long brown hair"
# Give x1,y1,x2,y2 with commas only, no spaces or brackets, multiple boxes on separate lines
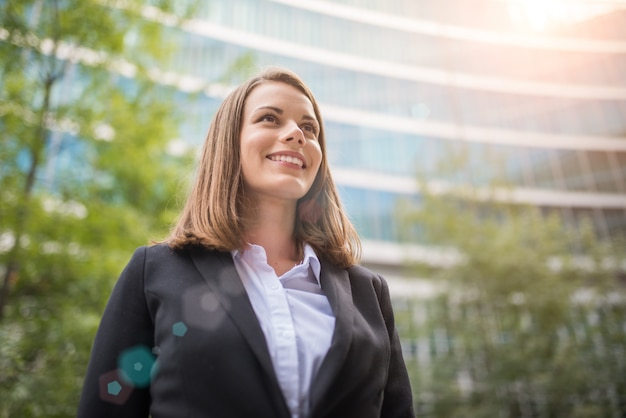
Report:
166,67,361,268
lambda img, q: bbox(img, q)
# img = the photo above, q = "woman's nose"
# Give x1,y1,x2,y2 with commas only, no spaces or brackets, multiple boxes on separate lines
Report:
282,123,305,145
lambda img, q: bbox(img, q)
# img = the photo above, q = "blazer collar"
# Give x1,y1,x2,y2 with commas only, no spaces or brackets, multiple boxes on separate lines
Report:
188,247,290,417
309,259,355,417
188,248,355,418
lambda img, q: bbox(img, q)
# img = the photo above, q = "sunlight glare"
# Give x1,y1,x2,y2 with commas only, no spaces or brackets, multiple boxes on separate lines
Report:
507,0,622,32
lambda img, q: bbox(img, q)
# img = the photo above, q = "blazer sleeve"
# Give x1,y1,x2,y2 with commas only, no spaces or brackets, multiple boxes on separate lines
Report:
77,247,154,418
375,275,415,418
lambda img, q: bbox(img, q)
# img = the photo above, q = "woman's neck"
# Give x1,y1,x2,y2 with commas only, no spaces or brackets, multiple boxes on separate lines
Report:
243,198,301,275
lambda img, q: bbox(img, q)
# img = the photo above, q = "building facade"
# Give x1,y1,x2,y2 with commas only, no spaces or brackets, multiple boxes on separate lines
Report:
147,0,625,279
29,0,626,280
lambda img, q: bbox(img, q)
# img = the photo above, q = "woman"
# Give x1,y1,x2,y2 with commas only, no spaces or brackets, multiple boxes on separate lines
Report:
77,68,414,418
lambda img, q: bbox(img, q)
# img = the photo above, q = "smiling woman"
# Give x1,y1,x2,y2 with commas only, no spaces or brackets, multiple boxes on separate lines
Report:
77,67,415,418
165,68,357,269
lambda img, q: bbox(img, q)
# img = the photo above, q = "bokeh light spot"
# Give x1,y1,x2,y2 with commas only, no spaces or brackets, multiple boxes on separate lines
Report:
201,293,219,312
182,286,228,331
172,321,188,337
107,380,122,396
98,370,133,404
119,345,156,388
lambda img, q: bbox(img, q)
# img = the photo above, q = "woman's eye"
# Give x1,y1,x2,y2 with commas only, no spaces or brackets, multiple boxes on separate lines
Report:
260,114,277,123
302,124,317,134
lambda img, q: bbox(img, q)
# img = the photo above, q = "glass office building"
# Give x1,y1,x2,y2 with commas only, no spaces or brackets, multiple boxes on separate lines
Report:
148,0,625,276
31,0,625,278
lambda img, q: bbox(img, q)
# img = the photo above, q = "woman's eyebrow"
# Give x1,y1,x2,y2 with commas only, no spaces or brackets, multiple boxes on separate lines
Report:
254,106,317,123
255,105,283,114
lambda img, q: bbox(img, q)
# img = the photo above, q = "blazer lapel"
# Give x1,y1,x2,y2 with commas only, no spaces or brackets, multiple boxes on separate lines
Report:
309,259,355,416
188,248,289,415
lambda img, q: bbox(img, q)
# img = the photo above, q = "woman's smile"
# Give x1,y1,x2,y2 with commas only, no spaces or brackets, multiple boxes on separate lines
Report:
267,151,307,169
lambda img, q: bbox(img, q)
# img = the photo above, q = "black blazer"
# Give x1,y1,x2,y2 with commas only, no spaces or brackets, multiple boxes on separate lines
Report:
77,244,414,418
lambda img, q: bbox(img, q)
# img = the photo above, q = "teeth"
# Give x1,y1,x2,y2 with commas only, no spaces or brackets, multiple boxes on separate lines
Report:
269,155,304,168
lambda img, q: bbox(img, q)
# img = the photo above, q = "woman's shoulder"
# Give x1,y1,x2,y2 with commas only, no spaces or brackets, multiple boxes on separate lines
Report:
140,242,228,263
144,242,176,256
128,243,177,262
346,263,383,280
344,263,388,292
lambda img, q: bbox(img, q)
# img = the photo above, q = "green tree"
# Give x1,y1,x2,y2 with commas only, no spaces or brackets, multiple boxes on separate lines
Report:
0,1,225,416
399,150,626,417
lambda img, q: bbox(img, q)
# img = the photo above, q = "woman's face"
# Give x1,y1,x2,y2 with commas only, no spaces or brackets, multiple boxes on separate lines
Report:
239,81,322,204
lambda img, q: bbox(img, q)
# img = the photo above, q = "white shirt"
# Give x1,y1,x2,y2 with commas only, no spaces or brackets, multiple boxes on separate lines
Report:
231,243,335,418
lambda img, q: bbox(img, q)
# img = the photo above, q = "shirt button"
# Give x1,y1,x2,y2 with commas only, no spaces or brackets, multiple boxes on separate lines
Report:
269,283,280,290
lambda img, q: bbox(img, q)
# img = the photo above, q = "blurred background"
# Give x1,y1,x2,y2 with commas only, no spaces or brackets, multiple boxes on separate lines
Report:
1,0,625,416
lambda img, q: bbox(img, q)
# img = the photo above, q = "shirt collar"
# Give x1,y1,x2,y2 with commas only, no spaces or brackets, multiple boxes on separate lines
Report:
301,243,321,283
231,243,321,284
